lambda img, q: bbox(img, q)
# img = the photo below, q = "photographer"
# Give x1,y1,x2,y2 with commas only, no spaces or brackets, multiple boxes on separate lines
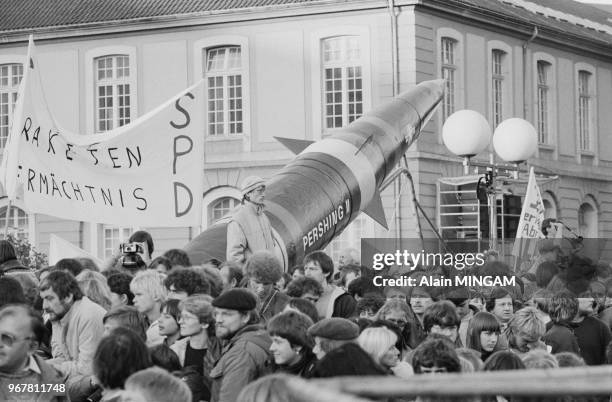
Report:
101,230,154,273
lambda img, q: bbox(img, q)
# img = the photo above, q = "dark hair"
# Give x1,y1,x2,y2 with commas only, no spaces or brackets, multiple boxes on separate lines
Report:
289,264,304,276
77,258,99,272
357,293,386,316
149,344,181,372
536,261,560,288
303,251,334,282
129,230,154,257
220,261,243,288
485,287,512,313
164,267,210,296
54,258,84,278
483,350,525,371
107,272,135,305
39,270,83,301
422,301,460,333
287,298,320,323
161,299,181,323
93,327,152,389
548,292,578,324
0,240,17,264
412,337,461,373
466,312,501,353
0,276,26,307
102,306,148,342
312,342,386,377
285,276,323,298
347,277,381,298
149,256,171,271
163,249,191,268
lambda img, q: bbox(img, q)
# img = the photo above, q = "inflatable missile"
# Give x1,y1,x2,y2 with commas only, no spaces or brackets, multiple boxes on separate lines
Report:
185,79,445,268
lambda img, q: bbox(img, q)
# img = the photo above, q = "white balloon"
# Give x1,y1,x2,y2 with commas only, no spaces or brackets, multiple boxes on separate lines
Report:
493,118,537,163
442,110,491,157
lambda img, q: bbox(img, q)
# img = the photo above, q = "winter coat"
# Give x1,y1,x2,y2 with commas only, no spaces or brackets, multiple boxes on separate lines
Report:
209,324,272,402
226,202,275,265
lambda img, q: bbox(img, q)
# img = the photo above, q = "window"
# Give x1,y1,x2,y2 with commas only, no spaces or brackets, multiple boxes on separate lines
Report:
204,46,243,136
322,36,363,129
578,201,597,238
578,70,592,151
102,225,132,259
0,63,23,148
94,55,131,132
536,61,551,144
209,197,239,224
491,50,505,128
440,37,457,121
0,205,28,240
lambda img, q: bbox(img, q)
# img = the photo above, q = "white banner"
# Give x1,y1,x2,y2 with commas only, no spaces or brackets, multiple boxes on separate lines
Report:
512,167,545,259
1,37,204,227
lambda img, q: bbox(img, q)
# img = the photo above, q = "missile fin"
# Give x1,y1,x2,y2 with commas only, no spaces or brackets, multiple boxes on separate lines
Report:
274,137,315,155
363,189,388,230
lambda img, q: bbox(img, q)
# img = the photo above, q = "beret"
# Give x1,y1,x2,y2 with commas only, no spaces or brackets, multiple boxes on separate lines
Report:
212,288,257,311
307,317,359,341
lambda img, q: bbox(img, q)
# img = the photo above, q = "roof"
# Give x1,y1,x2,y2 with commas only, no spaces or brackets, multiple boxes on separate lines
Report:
1,0,612,49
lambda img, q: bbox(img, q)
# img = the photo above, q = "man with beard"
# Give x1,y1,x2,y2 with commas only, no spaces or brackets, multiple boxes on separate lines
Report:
245,250,289,323
0,305,68,402
226,176,277,265
39,270,106,401
210,288,272,402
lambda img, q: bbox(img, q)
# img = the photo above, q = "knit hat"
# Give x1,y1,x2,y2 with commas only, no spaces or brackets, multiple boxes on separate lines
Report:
245,251,282,285
241,176,266,197
307,317,359,340
212,288,257,311
267,310,314,348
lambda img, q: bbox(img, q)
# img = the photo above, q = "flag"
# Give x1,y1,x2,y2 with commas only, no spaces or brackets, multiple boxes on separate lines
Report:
48,234,103,266
0,37,205,227
512,167,545,262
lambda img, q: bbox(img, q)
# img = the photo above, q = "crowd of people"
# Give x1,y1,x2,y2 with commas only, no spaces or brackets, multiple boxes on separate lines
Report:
0,227,611,402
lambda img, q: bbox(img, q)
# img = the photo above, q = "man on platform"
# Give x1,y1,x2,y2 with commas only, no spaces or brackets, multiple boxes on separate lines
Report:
226,176,276,266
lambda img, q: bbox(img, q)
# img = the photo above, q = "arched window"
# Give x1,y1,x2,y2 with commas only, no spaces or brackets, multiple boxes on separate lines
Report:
0,205,28,240
209,197,239,224
578,201,597,238
542,191,558,220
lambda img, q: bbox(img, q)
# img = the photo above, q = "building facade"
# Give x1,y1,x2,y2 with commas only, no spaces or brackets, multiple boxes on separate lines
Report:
0,0,610,262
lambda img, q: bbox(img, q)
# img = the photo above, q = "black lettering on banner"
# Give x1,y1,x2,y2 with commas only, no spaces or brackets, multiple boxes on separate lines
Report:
48,131,58,154
27,169,35,192
61,181,72,200
32,126,40,147
72,182,84,201
170,92,194,129
50,174,61,198
40,174,48,194
118,189,125,207
127,146,142,168
21,118,32,141
65,143,74,161
101,188,113,206
88,144,99,165
173,136,193,175
85,185,96,203
108,148,121,168
133,188,147,211
173,182,193,218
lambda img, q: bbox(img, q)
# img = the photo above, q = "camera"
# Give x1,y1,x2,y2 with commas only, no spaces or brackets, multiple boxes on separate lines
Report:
120,242,145,269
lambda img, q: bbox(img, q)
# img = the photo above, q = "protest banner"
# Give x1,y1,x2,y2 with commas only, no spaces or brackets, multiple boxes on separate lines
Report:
1,37,204,227
512,167,545,266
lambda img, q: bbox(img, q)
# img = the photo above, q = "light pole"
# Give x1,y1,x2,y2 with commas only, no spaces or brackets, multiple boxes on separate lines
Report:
442,111,538,251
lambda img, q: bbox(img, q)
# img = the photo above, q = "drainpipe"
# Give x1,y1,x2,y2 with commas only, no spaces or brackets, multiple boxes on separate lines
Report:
388,0,402,241
522,26,538,118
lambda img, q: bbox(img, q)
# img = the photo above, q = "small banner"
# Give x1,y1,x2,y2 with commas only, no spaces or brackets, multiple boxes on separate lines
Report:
512,167,545,261
1,36,204,227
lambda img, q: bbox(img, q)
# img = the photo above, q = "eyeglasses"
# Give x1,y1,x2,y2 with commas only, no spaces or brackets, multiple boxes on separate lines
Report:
387,319,408,327
0,332,32,347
